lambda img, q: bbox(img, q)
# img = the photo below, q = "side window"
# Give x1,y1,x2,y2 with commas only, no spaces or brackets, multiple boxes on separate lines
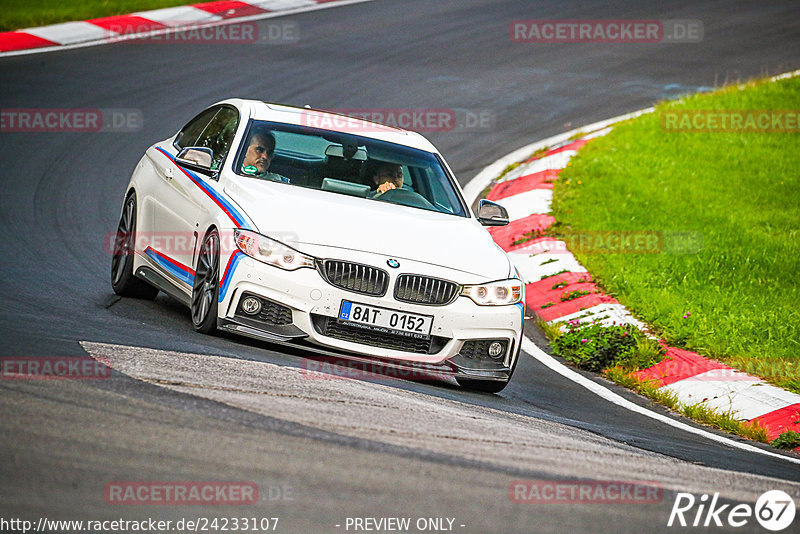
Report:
194,107,239,170
174,108,218,150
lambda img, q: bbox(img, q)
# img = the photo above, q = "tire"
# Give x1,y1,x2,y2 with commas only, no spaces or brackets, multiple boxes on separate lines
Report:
111,194,159,299
191,230,220,334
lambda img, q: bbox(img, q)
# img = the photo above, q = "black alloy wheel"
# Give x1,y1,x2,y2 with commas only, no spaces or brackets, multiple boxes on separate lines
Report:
191,230,220,334
111,194,158,299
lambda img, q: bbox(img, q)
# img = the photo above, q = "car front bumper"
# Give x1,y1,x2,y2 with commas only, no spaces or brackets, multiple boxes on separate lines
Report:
217,254,524,381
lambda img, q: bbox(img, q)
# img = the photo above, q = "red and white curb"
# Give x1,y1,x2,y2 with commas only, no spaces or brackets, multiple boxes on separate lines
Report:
0,0,373,56
466,105,800,445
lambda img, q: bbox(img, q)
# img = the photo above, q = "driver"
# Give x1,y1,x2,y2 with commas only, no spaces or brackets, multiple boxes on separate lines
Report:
368,162,403,197
241,129,289,183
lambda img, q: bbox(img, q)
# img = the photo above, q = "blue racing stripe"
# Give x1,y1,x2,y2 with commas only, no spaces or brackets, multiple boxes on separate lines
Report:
145,247,195,286
218,251,244,302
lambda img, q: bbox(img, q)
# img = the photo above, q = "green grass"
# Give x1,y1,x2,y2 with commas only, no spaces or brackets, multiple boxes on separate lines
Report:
550,320,666,372
560,289,592,302
536,318,564,341
554,76,800,394
772,431,800,450
1,0,195,32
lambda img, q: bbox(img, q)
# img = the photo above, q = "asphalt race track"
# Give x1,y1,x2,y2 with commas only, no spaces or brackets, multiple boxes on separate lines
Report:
1,1,800,532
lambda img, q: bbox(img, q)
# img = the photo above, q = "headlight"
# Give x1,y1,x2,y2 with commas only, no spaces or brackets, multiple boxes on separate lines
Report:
461,279,523,306
234,229,316,270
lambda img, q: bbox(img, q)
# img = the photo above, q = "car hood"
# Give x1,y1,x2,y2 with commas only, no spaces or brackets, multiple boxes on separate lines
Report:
224,178,512,280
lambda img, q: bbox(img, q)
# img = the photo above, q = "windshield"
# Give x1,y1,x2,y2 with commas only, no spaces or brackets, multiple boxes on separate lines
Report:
233,120,468,217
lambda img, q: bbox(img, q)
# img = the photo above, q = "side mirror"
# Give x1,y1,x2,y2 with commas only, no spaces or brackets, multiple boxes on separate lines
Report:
175,147,215,176
477,199,510,226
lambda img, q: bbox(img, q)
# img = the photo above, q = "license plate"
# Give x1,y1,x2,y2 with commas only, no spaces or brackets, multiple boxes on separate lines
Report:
338,301,433,338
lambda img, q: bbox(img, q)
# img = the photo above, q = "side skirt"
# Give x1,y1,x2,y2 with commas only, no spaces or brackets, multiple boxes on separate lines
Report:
135,266,191,307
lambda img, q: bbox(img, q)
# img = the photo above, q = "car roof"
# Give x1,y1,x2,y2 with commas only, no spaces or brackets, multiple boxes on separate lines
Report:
218,98,442,154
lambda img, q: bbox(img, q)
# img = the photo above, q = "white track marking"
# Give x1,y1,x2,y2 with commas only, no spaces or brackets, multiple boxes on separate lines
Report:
549,303,648,330
250,0,318,9
508,249,587,283
494,189,552,220
132,6,223,26
23,21,111,44
665,371,800,421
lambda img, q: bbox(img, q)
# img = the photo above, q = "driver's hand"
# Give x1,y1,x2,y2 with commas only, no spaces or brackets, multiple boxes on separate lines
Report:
376,182,396,194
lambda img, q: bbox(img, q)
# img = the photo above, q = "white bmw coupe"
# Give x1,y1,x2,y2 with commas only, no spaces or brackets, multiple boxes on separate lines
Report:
111,99,524,392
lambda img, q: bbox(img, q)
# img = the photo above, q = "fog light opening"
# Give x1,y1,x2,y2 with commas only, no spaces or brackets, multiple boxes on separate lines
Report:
241,296,262,315
488,341,505,359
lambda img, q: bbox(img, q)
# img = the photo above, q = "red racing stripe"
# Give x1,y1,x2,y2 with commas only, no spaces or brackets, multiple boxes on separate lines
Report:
220,250,243,287
146,247,196,276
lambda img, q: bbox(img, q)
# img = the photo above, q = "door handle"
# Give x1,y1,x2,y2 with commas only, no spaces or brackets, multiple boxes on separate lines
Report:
165,167,173,180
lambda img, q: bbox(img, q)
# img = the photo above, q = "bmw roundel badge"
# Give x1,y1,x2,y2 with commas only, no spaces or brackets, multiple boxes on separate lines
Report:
387,259,400,268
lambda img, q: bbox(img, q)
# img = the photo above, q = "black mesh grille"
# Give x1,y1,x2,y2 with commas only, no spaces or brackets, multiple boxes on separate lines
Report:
394,274,459,306
319,260,389,296
313,315,448,355
235,293,293,325
459,339,508,362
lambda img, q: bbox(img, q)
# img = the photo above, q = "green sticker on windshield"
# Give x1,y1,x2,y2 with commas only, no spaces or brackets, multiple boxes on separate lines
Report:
242,165,258,175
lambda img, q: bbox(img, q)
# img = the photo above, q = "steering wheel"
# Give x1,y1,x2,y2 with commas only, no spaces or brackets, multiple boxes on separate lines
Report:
375,188,436,210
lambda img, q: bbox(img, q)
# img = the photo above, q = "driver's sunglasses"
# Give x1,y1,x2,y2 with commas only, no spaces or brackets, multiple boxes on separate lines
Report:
254,145,275,157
